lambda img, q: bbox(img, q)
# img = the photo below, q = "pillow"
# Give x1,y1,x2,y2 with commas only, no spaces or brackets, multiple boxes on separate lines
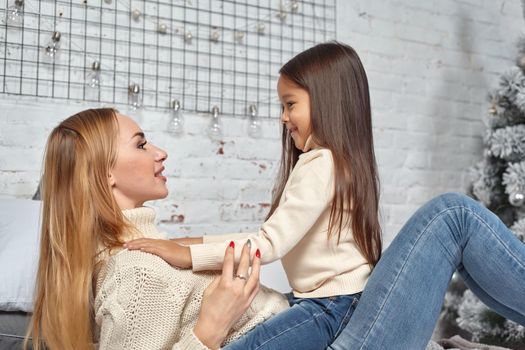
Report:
0,199,41,312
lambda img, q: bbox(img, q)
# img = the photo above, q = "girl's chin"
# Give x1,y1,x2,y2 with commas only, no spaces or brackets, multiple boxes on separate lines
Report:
292,140,305,151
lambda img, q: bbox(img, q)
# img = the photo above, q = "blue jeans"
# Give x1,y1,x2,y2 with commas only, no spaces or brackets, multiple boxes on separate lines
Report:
223,292,361,350
329,193,525,350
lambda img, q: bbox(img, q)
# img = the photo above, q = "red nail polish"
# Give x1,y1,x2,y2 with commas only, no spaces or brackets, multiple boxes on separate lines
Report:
229,241,235,248
256,249,261,258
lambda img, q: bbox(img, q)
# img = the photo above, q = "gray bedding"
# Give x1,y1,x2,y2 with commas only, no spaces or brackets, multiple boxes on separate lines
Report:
0,312,32,349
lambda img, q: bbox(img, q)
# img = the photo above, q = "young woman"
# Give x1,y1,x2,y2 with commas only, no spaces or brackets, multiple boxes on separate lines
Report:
27,108,289,350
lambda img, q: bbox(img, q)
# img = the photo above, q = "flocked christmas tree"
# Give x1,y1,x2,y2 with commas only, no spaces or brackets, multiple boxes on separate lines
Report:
440,32,525,349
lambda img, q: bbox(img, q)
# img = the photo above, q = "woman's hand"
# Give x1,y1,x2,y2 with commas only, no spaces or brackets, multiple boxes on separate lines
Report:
194,241,261,350
123,238,192,268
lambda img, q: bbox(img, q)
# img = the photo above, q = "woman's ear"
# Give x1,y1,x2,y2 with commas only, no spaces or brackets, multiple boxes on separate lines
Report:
108,172,116,187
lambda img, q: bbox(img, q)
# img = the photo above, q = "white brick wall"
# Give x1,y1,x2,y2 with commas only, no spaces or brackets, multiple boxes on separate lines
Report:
337,0,524,243
1,0,523,249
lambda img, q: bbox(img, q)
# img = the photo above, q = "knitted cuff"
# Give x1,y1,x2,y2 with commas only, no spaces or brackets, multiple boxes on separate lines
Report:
172,331,211,350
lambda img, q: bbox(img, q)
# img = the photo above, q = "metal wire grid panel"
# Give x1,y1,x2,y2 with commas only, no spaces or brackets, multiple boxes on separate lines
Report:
0,0,336,118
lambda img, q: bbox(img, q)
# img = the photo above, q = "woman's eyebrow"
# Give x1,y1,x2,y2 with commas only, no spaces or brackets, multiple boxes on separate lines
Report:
130,131,145,140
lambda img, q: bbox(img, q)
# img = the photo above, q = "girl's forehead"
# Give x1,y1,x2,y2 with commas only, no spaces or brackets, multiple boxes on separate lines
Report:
278,76,303,91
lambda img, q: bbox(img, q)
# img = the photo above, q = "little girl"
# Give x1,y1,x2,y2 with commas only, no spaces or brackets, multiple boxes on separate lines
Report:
126,41,382,349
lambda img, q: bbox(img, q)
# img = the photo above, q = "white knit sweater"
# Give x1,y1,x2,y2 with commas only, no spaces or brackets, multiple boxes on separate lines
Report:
94,207,289,350
190,137,372,298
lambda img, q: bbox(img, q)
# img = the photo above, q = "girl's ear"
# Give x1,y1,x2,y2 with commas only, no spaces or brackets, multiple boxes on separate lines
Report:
108,172,116,187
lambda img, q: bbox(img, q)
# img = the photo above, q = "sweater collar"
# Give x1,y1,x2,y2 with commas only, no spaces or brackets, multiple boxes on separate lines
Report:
302,134,319,152
121,206,166,241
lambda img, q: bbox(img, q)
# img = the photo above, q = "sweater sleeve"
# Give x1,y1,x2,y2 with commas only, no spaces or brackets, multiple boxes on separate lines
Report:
202,232,254,244
96,256,210,350
190,152,334,271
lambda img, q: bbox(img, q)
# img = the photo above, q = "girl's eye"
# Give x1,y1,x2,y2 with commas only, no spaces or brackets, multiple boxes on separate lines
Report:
287,102,295,108
138,141,147,149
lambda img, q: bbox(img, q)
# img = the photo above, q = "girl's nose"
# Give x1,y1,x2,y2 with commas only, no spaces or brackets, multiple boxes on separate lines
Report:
281,109,288,123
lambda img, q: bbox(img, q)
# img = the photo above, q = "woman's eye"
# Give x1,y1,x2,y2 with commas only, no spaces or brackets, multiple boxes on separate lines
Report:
138,141,147,149
287,102,295,108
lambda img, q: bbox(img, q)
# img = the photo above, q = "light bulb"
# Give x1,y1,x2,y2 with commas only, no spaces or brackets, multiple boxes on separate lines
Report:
167,99,184,135
247,104,262,138
131,8,141,21
6,0,24,25
128,83,142,110
277,1,287,22
86,60,101,88
257,22,265,35
207,106,222,140
44,31,61,58
291,1,299,13
157,23,168,34
277,10,287,22
210,28,220,42
184,31,193,44
235,31,245,44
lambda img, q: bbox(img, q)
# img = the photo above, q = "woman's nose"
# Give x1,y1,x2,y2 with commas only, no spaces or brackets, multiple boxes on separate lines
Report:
153,145,168,161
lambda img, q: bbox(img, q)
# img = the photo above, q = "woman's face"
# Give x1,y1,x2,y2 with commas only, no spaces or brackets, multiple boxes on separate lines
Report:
277,75,312,150
109,114,168,209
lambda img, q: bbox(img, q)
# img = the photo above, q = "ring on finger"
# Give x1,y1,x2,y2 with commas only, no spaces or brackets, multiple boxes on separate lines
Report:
234,273,247,281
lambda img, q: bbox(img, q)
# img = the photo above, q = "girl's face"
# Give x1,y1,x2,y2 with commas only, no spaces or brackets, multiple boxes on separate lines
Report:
109,114,168,209
278,76,312,150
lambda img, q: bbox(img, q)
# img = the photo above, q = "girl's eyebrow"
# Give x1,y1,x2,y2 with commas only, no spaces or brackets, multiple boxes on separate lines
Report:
281,93,295,99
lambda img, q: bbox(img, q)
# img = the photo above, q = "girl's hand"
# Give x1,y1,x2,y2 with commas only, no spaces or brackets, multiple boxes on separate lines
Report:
124,238,192,269
194,241,261,349
170,236,203,245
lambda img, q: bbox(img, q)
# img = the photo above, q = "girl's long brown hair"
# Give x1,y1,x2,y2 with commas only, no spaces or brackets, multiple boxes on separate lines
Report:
26,108,128,349
268,42,382,266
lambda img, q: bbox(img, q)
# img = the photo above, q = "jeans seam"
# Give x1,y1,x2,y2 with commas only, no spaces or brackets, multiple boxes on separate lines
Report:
333,297,358,339
253,299,335,350
464,208,525,271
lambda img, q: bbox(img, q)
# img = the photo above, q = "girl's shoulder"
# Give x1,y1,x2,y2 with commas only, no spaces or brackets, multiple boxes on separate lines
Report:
295,148,335,184
298,147,334,169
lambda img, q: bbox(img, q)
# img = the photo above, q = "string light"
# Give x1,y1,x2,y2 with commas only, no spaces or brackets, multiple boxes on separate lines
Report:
131,8,141,21
44,31,61,58
14,0,306,118
86,60,101,88
207,106,222,140
128,83,142,110
167,99,184,135
247,104,262,138
6,0,24,26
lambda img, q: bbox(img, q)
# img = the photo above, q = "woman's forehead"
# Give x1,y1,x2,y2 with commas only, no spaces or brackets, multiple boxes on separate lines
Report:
116,114,144,142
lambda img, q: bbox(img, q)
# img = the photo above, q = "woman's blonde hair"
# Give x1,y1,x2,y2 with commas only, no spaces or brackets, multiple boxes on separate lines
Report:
26,108,128,349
